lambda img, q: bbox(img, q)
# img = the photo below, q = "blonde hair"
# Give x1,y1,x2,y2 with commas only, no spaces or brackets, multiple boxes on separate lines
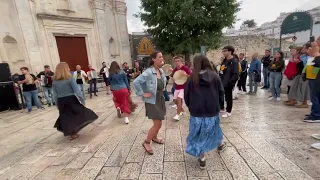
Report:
53,62,72,80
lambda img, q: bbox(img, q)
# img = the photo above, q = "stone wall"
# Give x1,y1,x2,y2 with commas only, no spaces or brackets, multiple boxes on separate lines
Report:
206,35,292,65
0,0,131,74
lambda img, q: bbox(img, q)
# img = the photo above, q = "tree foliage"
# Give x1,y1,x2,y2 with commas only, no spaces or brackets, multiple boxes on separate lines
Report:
137,0,240,60
242,19,257,28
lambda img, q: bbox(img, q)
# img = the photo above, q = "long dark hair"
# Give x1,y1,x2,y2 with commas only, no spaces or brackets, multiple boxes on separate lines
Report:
109,61,120,74
275,51,284,61
148,51,161,67
191,55,214,87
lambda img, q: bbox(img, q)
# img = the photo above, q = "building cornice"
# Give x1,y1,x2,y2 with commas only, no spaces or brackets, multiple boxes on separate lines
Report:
37,13,94,23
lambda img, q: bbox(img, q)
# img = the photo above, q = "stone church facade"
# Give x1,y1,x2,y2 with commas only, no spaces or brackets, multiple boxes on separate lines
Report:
0,0,131,74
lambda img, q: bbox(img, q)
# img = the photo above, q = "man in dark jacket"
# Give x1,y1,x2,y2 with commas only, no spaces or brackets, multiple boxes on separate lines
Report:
237,53,248,93
219,45,239,118
261,49,272,89
37,65,54,106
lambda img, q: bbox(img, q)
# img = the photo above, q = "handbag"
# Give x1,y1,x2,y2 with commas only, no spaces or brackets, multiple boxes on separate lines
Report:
284,61,298,80
129,95,138,112
254,72,261,82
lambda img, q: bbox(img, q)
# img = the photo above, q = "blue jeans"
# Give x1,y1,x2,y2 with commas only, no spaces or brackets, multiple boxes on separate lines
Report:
249,73,258,93
77,84,85,99
309,80,320,118
43,87,54,105
269,72,282,98
23,90,41,112
163,90,170,101
171,83,176,95
263,67,269,88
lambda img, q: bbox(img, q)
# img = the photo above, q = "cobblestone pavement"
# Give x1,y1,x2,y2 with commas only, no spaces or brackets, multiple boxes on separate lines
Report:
0,89,320,180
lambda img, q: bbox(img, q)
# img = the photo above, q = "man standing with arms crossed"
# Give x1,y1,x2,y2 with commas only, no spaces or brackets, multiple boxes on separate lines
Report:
261,49,272,89
172,56,191,121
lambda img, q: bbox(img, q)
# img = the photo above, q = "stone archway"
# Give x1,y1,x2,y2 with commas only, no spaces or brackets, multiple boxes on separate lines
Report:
3,35,25,74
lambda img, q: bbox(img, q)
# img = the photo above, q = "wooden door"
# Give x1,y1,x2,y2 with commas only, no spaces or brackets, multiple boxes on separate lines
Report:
55,37,89,71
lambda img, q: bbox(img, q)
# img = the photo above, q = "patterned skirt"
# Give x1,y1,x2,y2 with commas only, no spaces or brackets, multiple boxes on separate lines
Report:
186,115,223,158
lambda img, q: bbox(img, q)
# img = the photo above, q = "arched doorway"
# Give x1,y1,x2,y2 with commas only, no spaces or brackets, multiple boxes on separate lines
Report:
3,35,25,74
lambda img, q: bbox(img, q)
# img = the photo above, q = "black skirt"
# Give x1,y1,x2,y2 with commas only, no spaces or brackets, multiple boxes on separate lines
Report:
54,95,98,136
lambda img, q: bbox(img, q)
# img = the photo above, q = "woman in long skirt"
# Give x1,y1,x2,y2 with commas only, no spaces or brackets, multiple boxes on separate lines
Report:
184,55,225,169
286,44,310,107
52,62,98,140
133,51,167,155
109,61,131,124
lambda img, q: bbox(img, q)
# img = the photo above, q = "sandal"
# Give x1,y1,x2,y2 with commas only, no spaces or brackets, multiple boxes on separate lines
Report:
152,138,164,144
70,134,79,140
142,141,154,155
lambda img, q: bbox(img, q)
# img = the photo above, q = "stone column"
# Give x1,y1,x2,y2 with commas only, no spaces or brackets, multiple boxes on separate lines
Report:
114,0,131,66
14,0,42,73
90,0,111,66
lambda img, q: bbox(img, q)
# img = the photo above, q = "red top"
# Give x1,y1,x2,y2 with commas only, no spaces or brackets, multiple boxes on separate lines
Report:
172,65,191,90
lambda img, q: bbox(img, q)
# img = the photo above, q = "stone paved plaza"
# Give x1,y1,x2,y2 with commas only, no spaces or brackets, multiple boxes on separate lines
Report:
0,89,320,180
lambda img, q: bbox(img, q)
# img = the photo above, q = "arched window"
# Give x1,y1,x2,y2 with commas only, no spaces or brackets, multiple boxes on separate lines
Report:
3,35,25,73
109,37,118,56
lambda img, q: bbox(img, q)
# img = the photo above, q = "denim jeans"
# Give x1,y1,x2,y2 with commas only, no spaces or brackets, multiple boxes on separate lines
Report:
43,86,54,105
269,72,282,98
263,67,269,88
77,84,86,101
23,90,41,112
309,80,320,118
171,84,175,95
249,73,258,93
89,78,97,96
163,90,170,101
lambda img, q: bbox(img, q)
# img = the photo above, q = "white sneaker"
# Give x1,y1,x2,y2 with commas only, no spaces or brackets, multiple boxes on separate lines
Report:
268,97,274,101
312,134,320,140
124,117,129,124
276,97,282,101
173,114,180,121
222,113,231,118
172,105,177,109
311,143,320,150
179,112,184,116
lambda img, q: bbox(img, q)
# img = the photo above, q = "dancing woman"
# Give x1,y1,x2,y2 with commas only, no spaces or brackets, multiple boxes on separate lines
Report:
109,61,131,124
133,51,167,155
184,55,225,169
53,62,98,140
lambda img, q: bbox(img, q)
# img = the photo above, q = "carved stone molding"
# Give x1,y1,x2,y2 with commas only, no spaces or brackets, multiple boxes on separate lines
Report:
37,13,94,23
114,1,127,15
106,0,114,8
90,0,107,10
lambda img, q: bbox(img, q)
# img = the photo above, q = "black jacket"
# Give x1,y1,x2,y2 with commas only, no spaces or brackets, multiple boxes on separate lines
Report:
36,71,54,87
219,57,239,88
184,70,224,117
240,59,248,74
261,55,272,67
268,59,285,72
